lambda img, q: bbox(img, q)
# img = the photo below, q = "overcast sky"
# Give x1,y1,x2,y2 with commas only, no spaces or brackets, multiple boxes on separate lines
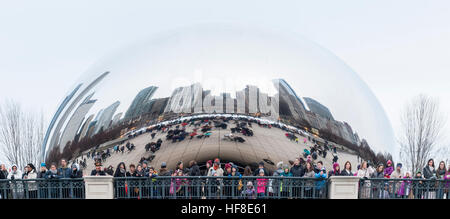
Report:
0,0,449,164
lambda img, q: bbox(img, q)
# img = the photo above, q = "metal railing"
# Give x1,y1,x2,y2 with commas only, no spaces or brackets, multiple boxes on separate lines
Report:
0,178,85,199
113,176,329,199
358,178,449,199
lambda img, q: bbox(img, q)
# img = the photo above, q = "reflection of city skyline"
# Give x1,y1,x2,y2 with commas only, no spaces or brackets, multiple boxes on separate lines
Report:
46,76,364,159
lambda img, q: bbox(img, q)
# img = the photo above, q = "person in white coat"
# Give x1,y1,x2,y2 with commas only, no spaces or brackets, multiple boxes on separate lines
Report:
357,161,372,199
8,164,23,199
23,163,38,198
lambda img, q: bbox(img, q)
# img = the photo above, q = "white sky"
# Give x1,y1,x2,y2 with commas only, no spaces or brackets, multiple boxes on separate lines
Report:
0,0,449,164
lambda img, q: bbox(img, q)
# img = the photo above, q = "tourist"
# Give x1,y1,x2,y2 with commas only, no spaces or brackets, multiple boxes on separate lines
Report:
444,165,450,199
436,161,446,199
46,164,59,178
384,160,394,178
189,160,201,176
397,171,412,199
290,158,304,177
423,159,436,199
37,163,48,179
241,181,256,199
390,163,404,198
114,162,127,177
142,161,150,177
254,161,269,176
413,171,424,199
243,166,253,176
58,159,71,179
303,161,315,198
91,162,106,176
203,160,213,176
105,165,114,176
340,161,353,176
207,159,224,177
70,163,83,178
159,162,170,176
23,163,38,198
328,163,341,177
256,169,268,199
314,167,327,198
127,164,137,177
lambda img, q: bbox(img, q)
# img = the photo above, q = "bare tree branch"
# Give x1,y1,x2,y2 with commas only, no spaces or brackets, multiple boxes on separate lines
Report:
398,94,446,173
0,100,45,170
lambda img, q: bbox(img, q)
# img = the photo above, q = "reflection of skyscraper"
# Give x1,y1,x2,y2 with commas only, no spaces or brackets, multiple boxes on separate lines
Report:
111,112,123,126
303,97,334,121
78,114,94,140
41,83,82,158
59,95,97,149
44,71,110,158
124,86,158,120
93,101,120,135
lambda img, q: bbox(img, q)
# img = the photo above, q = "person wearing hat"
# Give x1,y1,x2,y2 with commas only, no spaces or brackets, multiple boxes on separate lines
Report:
159,162,171,176
37,163,48,179
90,162,106,176
142,160,150,177
241,181,256,199
203,160,213,176
254,161,269,176
384,160,394,178
70,163,83,178
207,158,224,177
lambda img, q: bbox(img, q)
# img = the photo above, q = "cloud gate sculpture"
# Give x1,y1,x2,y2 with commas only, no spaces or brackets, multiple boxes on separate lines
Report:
42,25,396,171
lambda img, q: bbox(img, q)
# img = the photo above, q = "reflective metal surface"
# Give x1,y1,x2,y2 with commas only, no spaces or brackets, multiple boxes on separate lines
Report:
42,25,396,164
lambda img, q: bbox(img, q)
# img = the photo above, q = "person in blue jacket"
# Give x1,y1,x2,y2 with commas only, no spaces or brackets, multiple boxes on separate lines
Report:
57,159,72,178
315,167,327,198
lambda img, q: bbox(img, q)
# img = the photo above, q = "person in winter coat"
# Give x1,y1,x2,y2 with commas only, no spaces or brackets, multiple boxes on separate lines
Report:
340,161,353,176
256,169,268,199
70,163,83,178
254,161,269,176
207,159,224,177
412,171,424,199
126,164,138,177
37,163,48,179
241,181,256,199
384,160,394,178
290,158,304,177
8,164,23,199
444,166,450,199
303,161,316,198
91,162,106,176
57,159,72,179
279,165,293,198
314,167,327,198
423,159,436,179
435,161,446,199
423,159,436,199
372,164,388,198
114,162,127,177
0,164,8,180
189,160,201,176
23,163,38,198
328,163,341,177
357,161,372,199
398,171,412,199
270,161,284,196
390,163,404,197
159,162,171,176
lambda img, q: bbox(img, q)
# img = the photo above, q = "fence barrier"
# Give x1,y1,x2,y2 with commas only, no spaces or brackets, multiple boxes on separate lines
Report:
0,178,85,199
358,178,449,199
113,176,329,199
